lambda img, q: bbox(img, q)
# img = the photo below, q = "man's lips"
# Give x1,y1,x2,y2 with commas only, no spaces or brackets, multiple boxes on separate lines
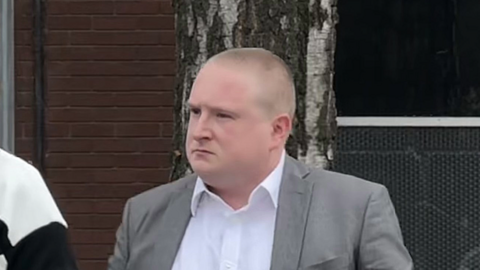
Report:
193,149,214,154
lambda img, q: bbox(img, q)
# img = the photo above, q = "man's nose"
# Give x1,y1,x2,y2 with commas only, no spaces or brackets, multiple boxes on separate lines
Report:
192,115,212,141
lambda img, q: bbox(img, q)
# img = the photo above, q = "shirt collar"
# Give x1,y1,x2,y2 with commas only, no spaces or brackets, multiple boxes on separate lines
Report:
190,150,286,216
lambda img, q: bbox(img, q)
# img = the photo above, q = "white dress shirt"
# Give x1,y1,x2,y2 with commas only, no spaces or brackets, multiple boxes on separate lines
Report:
172,151,286,270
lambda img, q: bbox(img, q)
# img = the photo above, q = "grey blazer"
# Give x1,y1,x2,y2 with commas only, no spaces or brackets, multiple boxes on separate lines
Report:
108,156,413,270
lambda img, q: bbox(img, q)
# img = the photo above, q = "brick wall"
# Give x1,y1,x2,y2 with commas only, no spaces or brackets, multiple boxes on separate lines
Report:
14,1,176,269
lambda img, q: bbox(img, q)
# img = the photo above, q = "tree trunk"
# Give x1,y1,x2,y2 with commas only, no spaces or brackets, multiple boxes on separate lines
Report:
171,0,338,180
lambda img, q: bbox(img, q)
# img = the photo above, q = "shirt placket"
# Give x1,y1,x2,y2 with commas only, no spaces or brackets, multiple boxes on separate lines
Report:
219,212,242,270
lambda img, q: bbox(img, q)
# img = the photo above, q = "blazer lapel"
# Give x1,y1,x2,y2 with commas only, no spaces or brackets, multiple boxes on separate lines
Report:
270,157,314,270
152,176,196,270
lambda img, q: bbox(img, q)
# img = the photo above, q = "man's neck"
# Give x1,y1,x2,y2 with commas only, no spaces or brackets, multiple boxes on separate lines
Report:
209,150,284,210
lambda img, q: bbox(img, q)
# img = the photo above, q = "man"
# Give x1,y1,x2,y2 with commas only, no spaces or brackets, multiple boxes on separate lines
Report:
108,48,413,270
0,149,78,270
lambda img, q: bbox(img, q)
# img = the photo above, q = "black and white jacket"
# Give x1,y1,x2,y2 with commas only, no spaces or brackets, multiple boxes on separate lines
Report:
0,149,78,270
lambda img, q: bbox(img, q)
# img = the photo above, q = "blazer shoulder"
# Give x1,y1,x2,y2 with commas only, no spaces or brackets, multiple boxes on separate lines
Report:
127,175,195,212
308,168,386,200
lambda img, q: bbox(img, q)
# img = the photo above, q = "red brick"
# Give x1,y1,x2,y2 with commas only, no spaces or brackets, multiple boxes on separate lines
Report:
92,16,137,30
15,138,33,154
48,93,113,107
48,2,114,15
15,0,177,263
53,184,155,199
28,124,68,139
47,16,92,30
48,168,171,184
46,2,69,15
76,260,107,270
115,153,170,168
97,185,157,199
48,61,175,76
115,2,162,14
66,215,121,230
48,138,171,153
16,92,32,107
47,123,71,137
15,77,34,91
48,76,174,92
94,200,127,213
70,31,175,46
16,108,33,123
23,124,33,137
70,230,115,244
15,0,32,16
15,124,24,139
137,16,174,30
45,31,70,45
115,123,161,137
15,61,33,77
15,30,32,46
161,123,174,137
71,124,115,137
136,46,175,60
46,154,117,168
159,2,174,14
73,244,114,259
47,46,175,61
114,92,174,106
137,138,172,152
22,124,66,140
89,139,143,153
15,153,34,163
15,15,32,30
49,92,173,107
48,77,93,91
48,139,94,153
46,153,170,168
15,46,34,61
47,107,173,122
91,77,175,91
58,200,95,214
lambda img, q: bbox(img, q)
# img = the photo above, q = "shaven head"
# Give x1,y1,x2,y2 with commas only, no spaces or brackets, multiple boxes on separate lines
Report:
186,48,295,204
206,48,296,119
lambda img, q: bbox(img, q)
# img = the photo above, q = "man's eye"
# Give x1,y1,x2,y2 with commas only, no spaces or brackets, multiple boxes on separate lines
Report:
217,113,231,119
190,108,200,115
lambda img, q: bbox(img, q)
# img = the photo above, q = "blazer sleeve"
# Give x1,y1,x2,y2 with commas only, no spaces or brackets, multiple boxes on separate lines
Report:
108,199,132,270
358,186,414,270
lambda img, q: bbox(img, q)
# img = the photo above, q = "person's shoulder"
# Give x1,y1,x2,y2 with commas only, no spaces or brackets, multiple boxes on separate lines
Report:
0,149,67,233
286,155,384,195
128,175,195,208
306,167,387,214
0,149,46,192
0,149,40,180
309,168,384,193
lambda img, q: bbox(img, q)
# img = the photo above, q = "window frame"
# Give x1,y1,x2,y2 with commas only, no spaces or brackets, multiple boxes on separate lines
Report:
1,0,15,153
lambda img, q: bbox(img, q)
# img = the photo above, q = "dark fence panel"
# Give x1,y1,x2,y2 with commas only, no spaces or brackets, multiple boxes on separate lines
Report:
333,126,480,270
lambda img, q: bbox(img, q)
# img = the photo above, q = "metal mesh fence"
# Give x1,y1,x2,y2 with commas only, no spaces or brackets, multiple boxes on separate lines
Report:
333,127,480,270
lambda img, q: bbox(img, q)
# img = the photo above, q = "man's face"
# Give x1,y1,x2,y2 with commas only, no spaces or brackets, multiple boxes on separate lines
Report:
185,62,273,185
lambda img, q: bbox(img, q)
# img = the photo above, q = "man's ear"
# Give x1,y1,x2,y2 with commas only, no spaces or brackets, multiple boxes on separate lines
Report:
271,114,292,144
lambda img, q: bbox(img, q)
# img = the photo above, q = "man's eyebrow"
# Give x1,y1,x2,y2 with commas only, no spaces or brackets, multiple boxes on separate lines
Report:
186,102,198,109
186,102,237,115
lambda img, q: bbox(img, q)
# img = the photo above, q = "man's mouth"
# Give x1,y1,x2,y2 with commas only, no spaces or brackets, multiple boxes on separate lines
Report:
194,149,213,154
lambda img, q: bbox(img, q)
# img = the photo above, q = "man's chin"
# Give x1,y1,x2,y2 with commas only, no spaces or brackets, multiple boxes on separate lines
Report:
190,161,215,174
190,163,223,178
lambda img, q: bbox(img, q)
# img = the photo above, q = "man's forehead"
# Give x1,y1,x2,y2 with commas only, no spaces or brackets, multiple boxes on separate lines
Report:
193,64,256,93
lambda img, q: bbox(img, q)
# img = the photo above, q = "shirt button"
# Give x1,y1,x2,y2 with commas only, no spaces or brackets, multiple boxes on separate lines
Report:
224,261,233,269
